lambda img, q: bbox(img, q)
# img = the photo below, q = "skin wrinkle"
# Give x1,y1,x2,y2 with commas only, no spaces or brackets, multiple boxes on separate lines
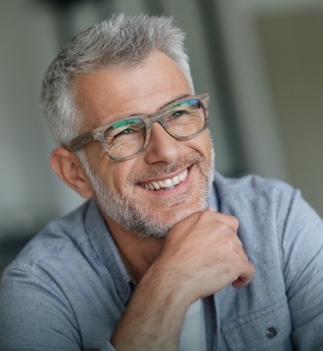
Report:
81,148,215,238
128,153,207,185
69,52,216,240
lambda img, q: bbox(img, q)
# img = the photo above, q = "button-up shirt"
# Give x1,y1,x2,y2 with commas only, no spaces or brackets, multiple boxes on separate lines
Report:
1,172,323,350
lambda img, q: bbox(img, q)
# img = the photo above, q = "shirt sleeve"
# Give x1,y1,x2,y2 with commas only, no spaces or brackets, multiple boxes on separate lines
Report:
281,189,323,350
0,263,116,351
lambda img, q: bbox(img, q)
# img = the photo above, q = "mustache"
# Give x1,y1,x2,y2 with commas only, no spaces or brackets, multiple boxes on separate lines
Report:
127,153,205,185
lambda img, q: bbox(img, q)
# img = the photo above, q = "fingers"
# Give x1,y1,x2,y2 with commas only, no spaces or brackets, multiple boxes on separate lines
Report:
208,211,254,289
207,207,240,233
232,261,255,289
159,209,255,299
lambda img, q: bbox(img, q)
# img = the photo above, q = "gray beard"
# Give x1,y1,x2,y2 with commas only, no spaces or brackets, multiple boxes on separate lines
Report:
78,149,215,238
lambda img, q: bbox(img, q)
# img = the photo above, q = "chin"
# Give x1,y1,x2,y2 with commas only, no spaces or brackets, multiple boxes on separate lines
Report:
128,205,201,239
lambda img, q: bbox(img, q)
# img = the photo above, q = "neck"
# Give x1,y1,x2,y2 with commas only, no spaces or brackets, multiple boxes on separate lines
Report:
106,216,165,283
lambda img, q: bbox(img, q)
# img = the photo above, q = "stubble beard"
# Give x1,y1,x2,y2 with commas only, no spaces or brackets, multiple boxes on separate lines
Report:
79,148,215,239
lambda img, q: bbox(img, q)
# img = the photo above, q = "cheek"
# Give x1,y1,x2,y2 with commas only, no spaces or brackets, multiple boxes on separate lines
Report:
188,131,213,157
202,132,213,155
101,160,137,190
84,146,139,191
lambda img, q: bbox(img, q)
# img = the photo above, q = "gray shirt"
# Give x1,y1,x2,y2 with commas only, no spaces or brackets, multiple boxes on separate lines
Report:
1,172,323,350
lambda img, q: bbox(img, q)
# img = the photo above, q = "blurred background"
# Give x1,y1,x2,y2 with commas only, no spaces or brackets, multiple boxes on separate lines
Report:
1,0,323,275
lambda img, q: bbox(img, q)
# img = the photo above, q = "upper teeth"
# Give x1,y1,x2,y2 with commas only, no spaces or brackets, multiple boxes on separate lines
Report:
143,169,188,190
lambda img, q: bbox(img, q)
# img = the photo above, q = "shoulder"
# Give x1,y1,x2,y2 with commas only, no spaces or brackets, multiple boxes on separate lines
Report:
19,200,92,261
212,172,298,217
213,172,294,198
213,171,323,257
212,172,322,247
1,200,97,285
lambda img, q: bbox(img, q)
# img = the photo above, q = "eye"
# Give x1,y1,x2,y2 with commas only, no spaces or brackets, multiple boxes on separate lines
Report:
166,99,201,121
168,109,189,120
114,127,138,138
104,118,144,141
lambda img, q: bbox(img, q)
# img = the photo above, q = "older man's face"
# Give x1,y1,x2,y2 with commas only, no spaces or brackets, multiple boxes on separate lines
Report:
73,51,214,238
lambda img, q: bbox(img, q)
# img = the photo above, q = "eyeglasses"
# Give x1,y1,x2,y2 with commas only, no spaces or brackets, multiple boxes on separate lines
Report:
65,93,209,161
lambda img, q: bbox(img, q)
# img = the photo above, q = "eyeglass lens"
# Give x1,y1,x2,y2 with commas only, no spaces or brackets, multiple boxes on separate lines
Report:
104,98,206,159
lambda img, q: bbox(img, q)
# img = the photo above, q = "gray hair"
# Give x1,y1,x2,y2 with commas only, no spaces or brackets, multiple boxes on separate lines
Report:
41,13,194,147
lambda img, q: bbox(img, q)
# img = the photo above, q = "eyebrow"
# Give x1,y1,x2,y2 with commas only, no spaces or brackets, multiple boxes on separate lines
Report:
126,94,191,118
99,94,193,129
159,94,190,110
112,118,142,128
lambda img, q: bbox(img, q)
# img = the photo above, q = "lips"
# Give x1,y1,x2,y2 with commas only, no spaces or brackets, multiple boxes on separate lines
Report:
141,169,188,191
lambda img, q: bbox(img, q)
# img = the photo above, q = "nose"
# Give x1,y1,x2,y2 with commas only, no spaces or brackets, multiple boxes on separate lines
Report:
143,122,181,164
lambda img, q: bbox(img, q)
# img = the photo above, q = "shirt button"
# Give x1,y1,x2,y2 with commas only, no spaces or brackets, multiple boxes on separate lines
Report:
266,327,278,339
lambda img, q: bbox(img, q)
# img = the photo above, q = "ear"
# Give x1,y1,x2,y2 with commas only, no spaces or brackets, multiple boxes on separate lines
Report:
50,148,94,199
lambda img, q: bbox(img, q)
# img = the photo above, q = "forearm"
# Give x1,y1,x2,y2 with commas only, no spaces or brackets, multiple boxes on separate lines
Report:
111,210,254,350
111,263,192,351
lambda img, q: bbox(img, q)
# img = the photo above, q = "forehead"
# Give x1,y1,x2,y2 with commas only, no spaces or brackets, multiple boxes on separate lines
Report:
73,51,192,130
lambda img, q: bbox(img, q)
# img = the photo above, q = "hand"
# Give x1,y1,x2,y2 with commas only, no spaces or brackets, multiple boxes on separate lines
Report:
111,210,255,351
152,208,255,301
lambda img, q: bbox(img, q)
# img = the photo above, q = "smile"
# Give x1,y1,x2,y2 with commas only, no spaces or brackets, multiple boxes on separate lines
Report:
142,169,188,191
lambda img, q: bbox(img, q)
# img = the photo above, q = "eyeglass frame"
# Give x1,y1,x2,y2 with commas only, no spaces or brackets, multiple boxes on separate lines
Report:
64,93,210,161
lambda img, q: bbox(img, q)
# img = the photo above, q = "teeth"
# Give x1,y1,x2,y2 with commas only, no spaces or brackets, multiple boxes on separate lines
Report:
152,181,160,190
143,169,188,191
173,176,180,185
164,179,173,187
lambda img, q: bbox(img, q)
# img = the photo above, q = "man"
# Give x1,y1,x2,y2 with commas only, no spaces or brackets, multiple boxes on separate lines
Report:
1,13,323,351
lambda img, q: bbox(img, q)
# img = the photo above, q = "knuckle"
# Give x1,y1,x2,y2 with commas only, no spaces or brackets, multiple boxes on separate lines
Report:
228,215,239,229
